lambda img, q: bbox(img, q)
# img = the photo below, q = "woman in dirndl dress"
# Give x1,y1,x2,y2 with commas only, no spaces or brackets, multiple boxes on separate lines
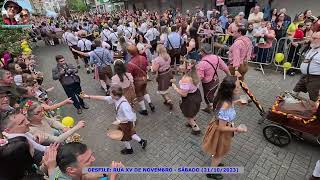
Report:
152,44,173,110
171,63,202,135
202,76,247,179
111,60,136,106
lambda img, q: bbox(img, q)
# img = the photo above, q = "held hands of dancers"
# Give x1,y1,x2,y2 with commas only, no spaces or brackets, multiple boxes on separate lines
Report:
79,92,90,99
64,97,74,104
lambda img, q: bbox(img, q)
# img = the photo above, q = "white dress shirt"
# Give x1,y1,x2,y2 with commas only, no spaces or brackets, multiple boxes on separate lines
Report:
101,29,111,42
104,96,136,123
77,38,92,51
62,32,78,46
144,28,160,43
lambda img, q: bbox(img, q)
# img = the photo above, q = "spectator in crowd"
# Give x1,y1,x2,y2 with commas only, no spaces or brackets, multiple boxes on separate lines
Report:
225,15,234,32
209,17,224,33
304,10,318,23
272,12,291,41
27,101,86,143
287,12,305,37
246,23,256,45
2,0,22,25
263,0,274,21
312,17,320,32
238,12,248,27
248,5,264,28
270,8,278,24
279,8,292,24
0,136,49,179
219,9,229,31
19,9,30,25
53,142,122,179
227,16,241,37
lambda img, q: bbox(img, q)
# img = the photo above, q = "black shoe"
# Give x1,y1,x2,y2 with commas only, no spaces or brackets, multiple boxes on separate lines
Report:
82,104,89,109
288,71,296,76
139,110,148,116
86,69,90,74
77,65,81,69
218,163,224,166
149,103,155,112
91,69,95,73
139,139,147,149
120,148,133,155
206,173,223,179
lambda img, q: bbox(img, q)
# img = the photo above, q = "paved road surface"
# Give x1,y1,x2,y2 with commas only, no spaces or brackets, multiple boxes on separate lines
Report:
35,43,320,180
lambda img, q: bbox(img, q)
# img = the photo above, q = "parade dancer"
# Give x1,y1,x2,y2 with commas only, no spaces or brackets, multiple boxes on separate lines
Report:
81,85,147,155
151,44,173,110
72,40,114,95
171,62,202,135
62,27,80,68
77,32,93,74
127,45,155,115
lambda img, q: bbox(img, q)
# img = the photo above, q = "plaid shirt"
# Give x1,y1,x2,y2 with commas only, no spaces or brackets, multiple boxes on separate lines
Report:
228,36,253,68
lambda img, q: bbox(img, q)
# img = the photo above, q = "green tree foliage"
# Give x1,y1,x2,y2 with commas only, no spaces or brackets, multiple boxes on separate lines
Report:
67,0,88,12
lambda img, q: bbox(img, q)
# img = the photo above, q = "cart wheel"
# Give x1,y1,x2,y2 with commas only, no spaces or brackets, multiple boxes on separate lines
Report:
263,124,291,147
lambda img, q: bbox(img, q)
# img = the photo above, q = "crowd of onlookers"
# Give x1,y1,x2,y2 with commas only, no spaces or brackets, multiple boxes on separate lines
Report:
1,1,320,179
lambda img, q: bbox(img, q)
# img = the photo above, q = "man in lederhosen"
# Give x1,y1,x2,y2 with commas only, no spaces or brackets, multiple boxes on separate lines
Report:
127,45,155,116
292,32,320,102
63,27,80,69
144,22,160,54
165,25,184,70
196,44,230,113
100,25,112,49
72,40,114,95
77,31,93,74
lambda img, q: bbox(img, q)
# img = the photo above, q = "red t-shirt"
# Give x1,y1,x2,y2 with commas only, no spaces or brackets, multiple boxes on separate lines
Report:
294,28,305,39
3,17,17,25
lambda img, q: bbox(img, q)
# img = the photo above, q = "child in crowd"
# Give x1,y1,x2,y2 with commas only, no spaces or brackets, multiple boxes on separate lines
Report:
254,21,268,44
294,23,305,39
81,85,147,154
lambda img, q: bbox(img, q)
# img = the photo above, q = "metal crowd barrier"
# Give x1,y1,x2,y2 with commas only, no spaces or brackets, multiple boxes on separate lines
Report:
273,37,308,71
248,38,278,75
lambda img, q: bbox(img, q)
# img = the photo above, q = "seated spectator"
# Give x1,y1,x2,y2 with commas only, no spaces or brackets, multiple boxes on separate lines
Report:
26,101,86,144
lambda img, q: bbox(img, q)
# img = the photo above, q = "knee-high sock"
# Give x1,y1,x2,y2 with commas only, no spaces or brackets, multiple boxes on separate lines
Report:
123,141,131,149
132,134,141,142
100,80,107,91
138,100,146,110
144,94,151,103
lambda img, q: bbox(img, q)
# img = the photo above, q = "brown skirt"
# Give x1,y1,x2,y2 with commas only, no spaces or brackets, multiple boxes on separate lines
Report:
123,85,136,106
98,65,113,81
202,120,233,157
156,69,173,92
119,122,136,141
202,79,219,104
134,77,147,100
180,89,202,118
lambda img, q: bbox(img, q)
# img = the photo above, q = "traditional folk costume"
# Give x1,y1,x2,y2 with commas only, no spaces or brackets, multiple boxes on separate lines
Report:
153,56,173,94
179,81,202,118
104,96,147,154
127,50,155,115
202,106,236,157
111,72,136,106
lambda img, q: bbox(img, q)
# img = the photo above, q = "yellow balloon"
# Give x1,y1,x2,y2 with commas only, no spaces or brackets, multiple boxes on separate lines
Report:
62,116,75,127
275,53,285,63
283,62,292,70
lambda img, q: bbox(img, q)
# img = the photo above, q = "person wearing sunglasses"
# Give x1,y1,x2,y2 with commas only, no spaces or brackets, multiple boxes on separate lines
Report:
2,0,22,25
19,9,30,25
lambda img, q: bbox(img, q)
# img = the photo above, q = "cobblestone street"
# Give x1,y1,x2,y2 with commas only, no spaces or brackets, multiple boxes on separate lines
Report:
36,43,320,180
